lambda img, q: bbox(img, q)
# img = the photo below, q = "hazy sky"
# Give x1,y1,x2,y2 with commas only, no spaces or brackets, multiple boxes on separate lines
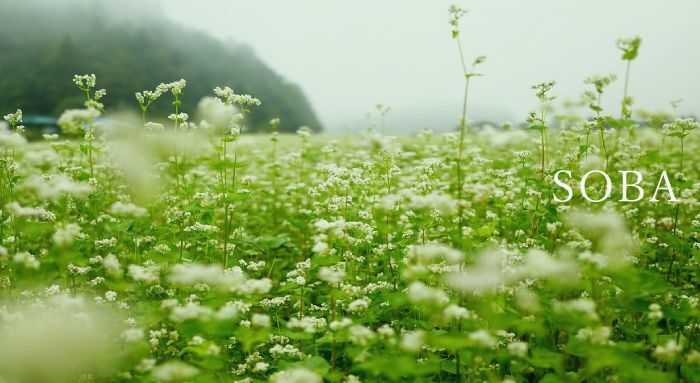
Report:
163,0,699,132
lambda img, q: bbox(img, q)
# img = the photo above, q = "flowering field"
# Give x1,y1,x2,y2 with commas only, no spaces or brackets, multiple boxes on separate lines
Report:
1,6,699,383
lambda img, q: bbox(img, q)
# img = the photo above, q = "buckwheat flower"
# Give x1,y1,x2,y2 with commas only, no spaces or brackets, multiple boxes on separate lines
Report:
168,112,189,122
102,254,122,276
318,266,346,284
288,316,327,334
24,174,91,201
348,325,375,346
3,109,22,126
238,277,272,295
407,281,449,307
297,126,312,139
347,297,371,312
575,326,611,345
443,304,471,321
143,121,164,132
686,350,700,365
521,249,577,282
653,340,682,362
407,243,463,265
170,302,213,322
128,264,160,284
251,313,271,328
121,327,144,343
213,86,235,105
13,251,40,269
554,298,598,321
648,303,663,320
469,329,497,348
168,263,223,285
73,74,96,90
95,237,118,249
6,202,50,218
52,223,82,247
566,211,635,264
269,344,304,359
232,94,261,107
662,118,698,138
532,80,556,101
616,36,642,60
163,79,187,96
584,74,617,94
104,291,117,302
401,330,426,352
447,5,467,38
57,108,101,136
0,132,27,147
507,341,529,357
152,361,198,382
110,202,147,217
330,318,353,331
270,367,321,383
405,191,457,216
444,249,511,295
251,362,269,373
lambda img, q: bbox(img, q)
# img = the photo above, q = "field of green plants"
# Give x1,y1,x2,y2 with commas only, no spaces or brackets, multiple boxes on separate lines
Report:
0,6,698,383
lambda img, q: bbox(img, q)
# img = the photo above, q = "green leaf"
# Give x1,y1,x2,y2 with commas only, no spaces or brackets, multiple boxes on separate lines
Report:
529,124,548,131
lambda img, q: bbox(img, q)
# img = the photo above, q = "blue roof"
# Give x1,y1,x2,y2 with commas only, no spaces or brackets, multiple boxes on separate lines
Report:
22,115,58,126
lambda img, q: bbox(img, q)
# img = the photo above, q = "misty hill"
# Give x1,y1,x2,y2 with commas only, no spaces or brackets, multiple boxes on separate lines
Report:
0,0,322,132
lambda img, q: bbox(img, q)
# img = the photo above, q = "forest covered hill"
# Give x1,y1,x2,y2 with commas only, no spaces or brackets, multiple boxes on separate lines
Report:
0,0,323,132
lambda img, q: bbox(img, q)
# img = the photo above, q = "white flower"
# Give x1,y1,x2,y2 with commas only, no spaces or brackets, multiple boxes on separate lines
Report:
507,341,528,357
443,304,471,321
407,281,449,306
52,223,82,247
347,297,370,312
73,74,96,89
269,367,321,383
110,202,147,217
554,298,598,321
152,361,198,382
251,314,271,328
653,340,682,361
105,291,117,302
121,328,144,342
3,109,22,125
575,326,611,345
168,264,223,285
128,264,160,284
407,243,463,265
57,108,101,135
318,267,346,284
348,325,375,346
24,174,90,201
0,132,26,147
14,252,40,269
468,329,496,348
103,254,122,276
401,330,426,352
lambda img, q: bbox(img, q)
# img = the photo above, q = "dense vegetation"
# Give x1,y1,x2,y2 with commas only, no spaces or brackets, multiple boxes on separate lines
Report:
0,3,698,383
0,0,322,132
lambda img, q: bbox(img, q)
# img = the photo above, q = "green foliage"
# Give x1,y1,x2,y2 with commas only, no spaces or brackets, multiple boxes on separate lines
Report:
0,0,322,132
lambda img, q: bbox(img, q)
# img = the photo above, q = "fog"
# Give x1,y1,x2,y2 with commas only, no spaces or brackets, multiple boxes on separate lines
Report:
5,0,699,132
157,0,699,132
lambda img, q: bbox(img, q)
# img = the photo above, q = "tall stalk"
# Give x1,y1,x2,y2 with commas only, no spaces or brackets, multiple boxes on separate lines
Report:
448,5,485,209
616,36,642,120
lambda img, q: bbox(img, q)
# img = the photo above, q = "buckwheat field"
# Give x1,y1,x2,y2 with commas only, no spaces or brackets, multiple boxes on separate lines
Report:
0,4,699,383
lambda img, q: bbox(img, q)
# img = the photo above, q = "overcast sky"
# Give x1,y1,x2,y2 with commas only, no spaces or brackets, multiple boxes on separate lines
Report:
162,0,699,132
